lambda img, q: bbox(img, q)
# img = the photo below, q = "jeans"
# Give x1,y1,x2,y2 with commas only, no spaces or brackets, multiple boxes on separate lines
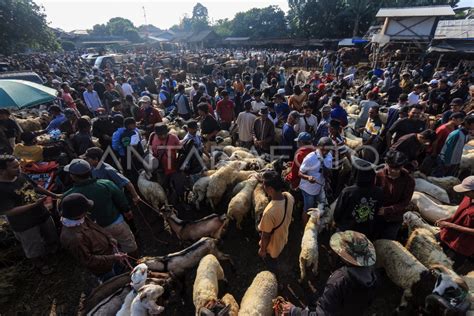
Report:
301,189,327,215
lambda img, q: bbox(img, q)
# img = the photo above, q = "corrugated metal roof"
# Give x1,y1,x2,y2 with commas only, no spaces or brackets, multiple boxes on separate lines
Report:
435,19,474,39
338,38,355,46
376,5,455,18
224,37,250,41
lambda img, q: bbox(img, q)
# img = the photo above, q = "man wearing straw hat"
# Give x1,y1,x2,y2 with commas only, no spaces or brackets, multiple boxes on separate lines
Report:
282,231,378,315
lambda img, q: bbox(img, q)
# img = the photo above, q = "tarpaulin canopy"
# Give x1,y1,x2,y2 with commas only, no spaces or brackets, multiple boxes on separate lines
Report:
0,79,57,109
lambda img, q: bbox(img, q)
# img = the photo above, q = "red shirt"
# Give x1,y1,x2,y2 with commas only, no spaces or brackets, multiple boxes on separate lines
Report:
149,133,181,175
137,107,162,126
440,196,474,257
434,123,455,154
216,99,235,123
285,147,313,190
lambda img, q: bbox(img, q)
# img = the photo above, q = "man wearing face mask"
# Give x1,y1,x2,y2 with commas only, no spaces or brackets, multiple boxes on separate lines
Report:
375,150,415,240
135,96,162,133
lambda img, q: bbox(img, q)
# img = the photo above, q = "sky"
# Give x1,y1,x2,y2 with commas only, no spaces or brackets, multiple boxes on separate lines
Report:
37,0,290,31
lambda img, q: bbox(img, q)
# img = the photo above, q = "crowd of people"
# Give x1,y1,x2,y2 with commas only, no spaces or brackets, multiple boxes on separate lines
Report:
0,48,473,314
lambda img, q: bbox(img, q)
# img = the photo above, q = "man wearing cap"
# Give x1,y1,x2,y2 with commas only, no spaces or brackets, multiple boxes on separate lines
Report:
285,132,314,190
83,147,141,205
428,79,450,115
0,155,60,275
437,176,474,268
63,159,137,256
375,150,415,240
283,231,378,315
252,106,275,154
83,83,103,115
136,96,162,132
60,193,128,281
298,136,333,224
234,100,256,149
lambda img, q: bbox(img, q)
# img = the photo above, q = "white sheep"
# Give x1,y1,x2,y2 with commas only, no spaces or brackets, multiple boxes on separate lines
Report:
374,239,429,307
192,176,211,209
206,163,242,209
344,130,362,150
460,152,474,175
130,284,165,315
193,254,225,315
252,183,269,230
414,178,450,204
405,228,453,269
411,191,457,224
227,178,258,229
223,145,250,157
299,209,320,281
239,271,277,316
229,150,256,160
116,264,150,316
137,170,167,209
221,293,239,316
426,176,460,193
403,211,440,236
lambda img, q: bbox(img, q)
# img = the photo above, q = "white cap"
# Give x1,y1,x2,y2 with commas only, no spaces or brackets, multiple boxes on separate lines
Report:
138,96,151,103
429,79,439,85
277,88,286,95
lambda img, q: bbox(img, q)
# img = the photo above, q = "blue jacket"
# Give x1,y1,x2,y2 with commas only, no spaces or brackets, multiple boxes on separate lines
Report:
330,105,348,127
112,127,126,157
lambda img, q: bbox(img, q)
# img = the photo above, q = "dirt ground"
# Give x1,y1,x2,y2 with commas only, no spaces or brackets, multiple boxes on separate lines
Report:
0,194,403,315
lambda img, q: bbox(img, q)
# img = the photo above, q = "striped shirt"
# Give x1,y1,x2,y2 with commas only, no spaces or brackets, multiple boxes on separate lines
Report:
331,135,349,169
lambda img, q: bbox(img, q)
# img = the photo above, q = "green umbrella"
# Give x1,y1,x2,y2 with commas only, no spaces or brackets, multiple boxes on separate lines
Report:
0,79,58,109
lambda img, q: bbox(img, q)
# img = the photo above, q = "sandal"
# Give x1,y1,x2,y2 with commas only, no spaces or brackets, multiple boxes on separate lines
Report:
39,264,54,275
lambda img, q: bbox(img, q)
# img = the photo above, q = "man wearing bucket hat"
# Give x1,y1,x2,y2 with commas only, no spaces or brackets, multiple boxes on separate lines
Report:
136,95,162,132
437,176,474,268
283,231,378,315
59,193,128,281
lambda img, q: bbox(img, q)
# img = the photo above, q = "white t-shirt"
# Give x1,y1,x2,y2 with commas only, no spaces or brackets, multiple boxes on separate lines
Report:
235,111,257,142
299,150,332,195
294,114,318,134
251,100,266,113
407,92,420,106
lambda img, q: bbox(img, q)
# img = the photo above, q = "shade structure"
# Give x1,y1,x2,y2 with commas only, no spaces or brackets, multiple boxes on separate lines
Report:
0,79,58,109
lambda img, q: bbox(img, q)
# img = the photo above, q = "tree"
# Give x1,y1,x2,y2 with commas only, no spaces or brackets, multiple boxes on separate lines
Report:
123,29,141,43
138,24,161,34
191,3,210,32
107,17,135,36
213,19,233,37
232,6,288,39
91,24,109,36
0,0,60,55
61,41,76,51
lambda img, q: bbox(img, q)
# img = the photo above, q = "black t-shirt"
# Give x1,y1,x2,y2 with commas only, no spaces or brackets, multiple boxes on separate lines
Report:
388,118,425,142
0,174,50,232
390,133,423,161
201,115,220,139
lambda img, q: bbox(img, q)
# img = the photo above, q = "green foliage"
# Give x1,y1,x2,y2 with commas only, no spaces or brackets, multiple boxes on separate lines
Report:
89,17,144,42
106,17,135,36
0,0,60,55
212,6,288,39
60,41,76,51
288,0,461,39
123,29,141,43
91,24,109,36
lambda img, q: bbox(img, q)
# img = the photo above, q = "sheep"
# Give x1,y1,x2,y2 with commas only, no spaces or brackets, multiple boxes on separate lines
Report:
227,178,258,229
221,293,239,316
347,104,359,115
374,239,435,308
192,176,211,209
193,254,225,315
117,264,150,316
223,145,250,157
137,170,167,209
160,206,228,241
299,209,320,281
242,157,266,171
411,191,457,224
239,271,277,316
216,130,230,139
415,178,450,204
229,150,256,160
344,129,362,150
318,200,336,233
232,181,246,196
460,152,474,175
403,211,440,236
462,271,474,314
405,228,453,269
130,284,165,315
426,176,460,193
15,113,50,132
139,237,232,276
252,183,269,230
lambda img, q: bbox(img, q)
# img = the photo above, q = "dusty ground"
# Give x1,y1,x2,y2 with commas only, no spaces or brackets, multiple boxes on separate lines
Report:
0,194,402,315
